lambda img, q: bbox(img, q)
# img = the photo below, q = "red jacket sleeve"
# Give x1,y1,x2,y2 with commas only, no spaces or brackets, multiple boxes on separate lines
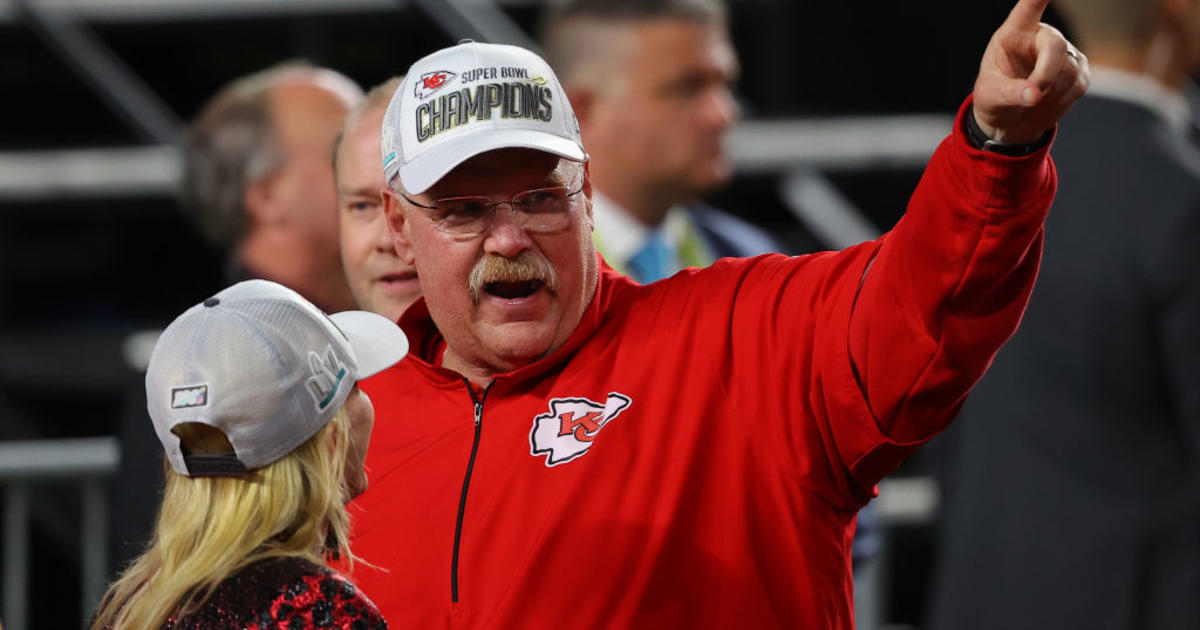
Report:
838,96,1056,491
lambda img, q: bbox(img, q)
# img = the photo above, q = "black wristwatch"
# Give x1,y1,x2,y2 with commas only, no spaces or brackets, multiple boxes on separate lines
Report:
964,112,1050,156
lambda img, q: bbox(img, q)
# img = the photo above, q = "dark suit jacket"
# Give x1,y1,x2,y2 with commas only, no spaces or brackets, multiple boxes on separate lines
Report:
686,202,782,259
928,95,1200,629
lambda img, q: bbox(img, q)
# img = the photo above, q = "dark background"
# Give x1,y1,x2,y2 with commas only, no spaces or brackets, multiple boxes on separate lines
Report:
0,0,1059,328
0,1,1066,628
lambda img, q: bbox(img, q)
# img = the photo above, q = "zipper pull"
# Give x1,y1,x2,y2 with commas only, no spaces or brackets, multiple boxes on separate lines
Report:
474,402,483,426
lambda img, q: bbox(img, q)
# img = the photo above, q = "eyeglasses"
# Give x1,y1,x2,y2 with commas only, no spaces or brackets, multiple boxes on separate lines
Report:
400,175,585,238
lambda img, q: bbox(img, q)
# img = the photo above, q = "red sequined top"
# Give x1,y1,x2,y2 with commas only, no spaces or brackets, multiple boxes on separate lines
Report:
165,556,387,629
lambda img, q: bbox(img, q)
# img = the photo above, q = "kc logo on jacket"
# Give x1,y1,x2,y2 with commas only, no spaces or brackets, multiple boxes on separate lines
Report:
530,393,632,466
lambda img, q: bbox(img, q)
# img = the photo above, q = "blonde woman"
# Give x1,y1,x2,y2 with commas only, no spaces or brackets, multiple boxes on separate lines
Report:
92,280,407,629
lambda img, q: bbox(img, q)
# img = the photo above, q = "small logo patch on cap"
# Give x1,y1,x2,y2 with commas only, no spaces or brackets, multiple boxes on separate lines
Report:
306,345,347,411
414,70,457,100
171,385,208,409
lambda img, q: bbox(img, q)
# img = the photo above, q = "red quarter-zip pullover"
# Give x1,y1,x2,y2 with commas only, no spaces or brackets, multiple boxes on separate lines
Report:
347,98,1056,629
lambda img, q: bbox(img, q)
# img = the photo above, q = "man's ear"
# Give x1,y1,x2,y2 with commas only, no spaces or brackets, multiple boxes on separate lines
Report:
244,173,287,228
382,188,416,265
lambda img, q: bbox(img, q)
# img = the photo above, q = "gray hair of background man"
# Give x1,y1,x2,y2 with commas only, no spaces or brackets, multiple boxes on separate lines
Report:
1054,0,1163,50
179,62,361,248
332,76,405,174
540,0,726,89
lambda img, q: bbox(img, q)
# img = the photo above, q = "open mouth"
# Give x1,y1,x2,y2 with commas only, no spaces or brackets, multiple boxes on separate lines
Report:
484,279,545,299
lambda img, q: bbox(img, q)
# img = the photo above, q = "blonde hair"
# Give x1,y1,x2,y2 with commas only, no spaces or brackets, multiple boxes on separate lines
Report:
90,407,354,629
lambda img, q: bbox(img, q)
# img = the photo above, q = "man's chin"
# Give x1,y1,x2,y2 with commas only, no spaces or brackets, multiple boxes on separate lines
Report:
672,166,731,201
691,164,732,195
477,321,560,367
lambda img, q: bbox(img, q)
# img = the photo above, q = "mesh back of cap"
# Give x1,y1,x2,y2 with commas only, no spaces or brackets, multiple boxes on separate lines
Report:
147,289,357,474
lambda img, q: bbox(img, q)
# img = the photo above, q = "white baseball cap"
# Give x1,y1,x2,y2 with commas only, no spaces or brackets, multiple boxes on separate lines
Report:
145,280,409,477
381,40,586,195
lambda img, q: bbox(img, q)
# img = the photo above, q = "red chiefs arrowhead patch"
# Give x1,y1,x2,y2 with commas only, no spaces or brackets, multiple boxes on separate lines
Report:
414,70,456,99
529,393,632,466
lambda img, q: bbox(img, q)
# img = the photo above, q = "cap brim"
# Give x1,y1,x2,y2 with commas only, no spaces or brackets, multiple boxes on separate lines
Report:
397,129,586,195
329,310,409,379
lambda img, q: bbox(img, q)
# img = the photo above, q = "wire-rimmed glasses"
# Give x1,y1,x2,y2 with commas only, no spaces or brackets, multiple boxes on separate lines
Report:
399,172,584,238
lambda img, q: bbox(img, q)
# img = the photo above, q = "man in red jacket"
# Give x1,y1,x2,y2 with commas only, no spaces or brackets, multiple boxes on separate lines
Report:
349,0,1088,627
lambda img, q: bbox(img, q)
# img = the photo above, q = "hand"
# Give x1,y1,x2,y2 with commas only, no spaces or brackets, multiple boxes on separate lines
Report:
972,0,1090,145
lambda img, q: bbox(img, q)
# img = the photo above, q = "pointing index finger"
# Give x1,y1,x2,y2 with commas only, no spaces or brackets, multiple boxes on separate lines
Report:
1005,0,1050,30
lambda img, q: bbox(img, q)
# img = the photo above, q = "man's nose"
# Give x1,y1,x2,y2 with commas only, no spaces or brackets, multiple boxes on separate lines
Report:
702,84,740,131
482,203,533,258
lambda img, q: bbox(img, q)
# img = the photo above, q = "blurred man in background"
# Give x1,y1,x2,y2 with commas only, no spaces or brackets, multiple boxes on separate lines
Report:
180,62,363,312
335,76,422,322
112,63,364,571
928,1,1200,628
540,0,780,284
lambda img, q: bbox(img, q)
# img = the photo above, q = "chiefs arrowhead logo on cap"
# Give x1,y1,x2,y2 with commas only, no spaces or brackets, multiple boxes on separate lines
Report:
414,70,456,100
529,393,632,466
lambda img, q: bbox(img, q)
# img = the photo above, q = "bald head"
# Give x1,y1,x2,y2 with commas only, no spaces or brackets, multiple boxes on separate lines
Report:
181,63,363,248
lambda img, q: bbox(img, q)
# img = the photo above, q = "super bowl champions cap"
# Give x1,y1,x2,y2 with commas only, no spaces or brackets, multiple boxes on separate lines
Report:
145,280,409,477
381,40,586,195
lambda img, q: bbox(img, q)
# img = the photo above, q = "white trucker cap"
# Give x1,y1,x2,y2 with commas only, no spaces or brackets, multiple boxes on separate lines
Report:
145,279,409,477
381,40,586,195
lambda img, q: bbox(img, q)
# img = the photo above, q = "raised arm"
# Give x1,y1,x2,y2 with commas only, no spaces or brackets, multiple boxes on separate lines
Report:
842,0,1089,487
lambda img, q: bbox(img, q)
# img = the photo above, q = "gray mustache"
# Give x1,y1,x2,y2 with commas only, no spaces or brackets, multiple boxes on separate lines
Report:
468,252,558,302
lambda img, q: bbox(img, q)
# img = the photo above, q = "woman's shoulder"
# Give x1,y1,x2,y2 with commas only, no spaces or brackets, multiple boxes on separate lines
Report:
176,556,386,629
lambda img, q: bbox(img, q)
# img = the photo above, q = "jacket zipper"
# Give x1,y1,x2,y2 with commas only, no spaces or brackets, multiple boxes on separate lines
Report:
451,378,492,603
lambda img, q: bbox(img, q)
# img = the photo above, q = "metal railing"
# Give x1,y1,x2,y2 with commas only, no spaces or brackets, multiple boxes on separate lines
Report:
0,437,119,630
0,435,937,630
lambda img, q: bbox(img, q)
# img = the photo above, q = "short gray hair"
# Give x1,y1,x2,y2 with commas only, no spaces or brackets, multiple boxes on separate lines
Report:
541,0,727,86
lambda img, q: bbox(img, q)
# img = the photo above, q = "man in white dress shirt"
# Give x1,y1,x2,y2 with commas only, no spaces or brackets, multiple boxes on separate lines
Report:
540,0,781,283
